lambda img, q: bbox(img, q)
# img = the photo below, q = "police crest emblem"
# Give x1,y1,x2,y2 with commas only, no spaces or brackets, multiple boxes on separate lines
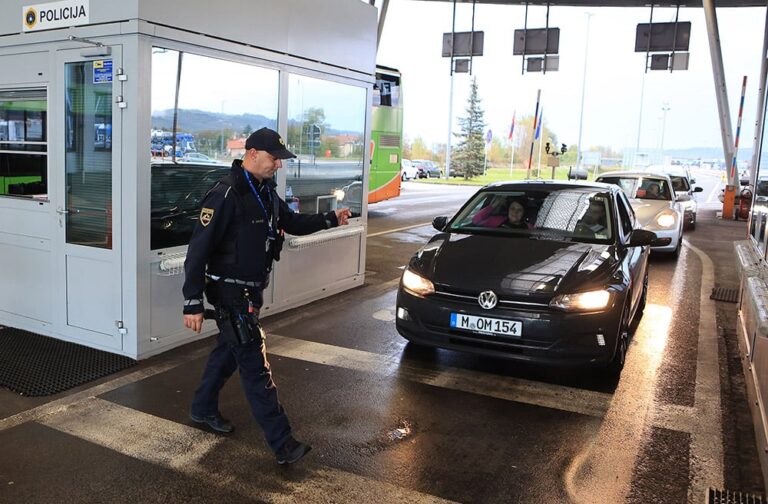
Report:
200,207,214,227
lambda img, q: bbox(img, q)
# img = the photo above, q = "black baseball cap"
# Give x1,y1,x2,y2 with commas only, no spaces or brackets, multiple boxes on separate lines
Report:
244,127,296,159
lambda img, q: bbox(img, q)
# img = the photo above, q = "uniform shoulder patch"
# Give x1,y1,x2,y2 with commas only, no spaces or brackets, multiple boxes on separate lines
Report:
200,207,215,227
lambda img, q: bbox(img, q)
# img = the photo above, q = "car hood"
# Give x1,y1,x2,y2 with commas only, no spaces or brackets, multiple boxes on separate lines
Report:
409,233,618,301
629,199,676,227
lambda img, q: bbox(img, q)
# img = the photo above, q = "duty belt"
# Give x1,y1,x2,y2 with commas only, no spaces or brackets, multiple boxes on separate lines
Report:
206,274,262,288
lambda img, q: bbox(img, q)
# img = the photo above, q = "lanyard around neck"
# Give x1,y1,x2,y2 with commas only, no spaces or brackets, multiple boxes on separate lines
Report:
242,168,275,238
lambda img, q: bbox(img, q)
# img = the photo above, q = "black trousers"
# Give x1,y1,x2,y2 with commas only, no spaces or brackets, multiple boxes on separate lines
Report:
190,282,292,453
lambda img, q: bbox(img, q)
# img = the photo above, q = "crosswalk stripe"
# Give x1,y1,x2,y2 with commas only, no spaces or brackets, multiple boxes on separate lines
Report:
268,334,614,419
39,398,458,504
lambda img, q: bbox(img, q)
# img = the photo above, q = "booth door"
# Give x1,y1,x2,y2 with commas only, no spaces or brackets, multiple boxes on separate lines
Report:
55,47,124,351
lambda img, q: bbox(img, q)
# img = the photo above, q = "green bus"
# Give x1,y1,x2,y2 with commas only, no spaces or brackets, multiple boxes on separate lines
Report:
369,66,403,204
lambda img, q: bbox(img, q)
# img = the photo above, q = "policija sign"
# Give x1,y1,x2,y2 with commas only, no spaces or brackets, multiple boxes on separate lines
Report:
23,0,90,32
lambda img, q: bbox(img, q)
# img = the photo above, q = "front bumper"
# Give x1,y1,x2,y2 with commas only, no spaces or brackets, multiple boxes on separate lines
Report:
647,227,681,252
395,288,623,367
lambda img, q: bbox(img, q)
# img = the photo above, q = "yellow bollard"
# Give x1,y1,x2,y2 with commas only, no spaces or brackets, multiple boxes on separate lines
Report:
722,185,736,220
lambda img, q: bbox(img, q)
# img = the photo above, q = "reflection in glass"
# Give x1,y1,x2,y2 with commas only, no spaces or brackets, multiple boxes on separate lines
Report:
0,89,47,197
150,48,279,249
65,61,113,249
751,80,768,257
286,74,366,216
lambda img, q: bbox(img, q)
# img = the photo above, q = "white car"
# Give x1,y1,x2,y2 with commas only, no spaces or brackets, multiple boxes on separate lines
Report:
645,165,703,229
401,159,418,180
596,171,684,258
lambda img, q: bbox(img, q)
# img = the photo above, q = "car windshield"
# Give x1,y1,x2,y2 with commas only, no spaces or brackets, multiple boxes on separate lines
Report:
448,187,613,244
599,176,672,201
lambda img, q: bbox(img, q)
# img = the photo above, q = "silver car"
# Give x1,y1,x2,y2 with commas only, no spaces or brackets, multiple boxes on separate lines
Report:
645,165,703,229
596,171,684,258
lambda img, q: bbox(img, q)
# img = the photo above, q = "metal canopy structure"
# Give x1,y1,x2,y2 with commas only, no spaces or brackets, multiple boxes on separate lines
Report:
415,0,765,7
371,0,768,188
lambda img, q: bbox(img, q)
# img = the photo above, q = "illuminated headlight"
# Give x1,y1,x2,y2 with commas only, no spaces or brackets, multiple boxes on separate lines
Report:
550,289,612,312
655,212,677,228
401,269,435,296
334,189,346,201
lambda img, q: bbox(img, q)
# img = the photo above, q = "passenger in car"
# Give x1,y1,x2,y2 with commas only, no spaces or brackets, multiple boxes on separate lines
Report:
471,195,509,227
501,199,528,229
647,183,662,199
575,197,608,237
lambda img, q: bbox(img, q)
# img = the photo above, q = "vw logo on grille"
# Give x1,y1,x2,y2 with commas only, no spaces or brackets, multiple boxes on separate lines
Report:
478,290,498,310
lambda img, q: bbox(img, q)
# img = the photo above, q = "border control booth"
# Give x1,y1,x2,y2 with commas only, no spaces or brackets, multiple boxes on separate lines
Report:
0,0,376,359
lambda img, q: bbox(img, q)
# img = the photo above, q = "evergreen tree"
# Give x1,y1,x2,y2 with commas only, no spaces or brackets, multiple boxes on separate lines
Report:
452,78,487,179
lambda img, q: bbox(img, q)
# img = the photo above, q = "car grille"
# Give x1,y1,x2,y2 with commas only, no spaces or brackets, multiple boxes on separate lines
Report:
433,289,550,312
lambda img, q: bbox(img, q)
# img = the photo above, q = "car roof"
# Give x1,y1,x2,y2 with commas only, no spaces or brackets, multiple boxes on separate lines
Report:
597,170,672,180
481,179,619,193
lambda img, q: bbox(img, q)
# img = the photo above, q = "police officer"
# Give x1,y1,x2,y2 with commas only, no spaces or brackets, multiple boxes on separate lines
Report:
182,127,351,465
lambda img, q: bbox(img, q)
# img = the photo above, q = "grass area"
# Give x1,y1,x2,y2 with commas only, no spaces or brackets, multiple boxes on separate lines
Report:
412,165,595,186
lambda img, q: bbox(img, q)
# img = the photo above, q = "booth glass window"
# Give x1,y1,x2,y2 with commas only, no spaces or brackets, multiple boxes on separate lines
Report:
65,61,113,249
751,81,768,257
0,88,47,198
286,75,366,217
150,48,279,250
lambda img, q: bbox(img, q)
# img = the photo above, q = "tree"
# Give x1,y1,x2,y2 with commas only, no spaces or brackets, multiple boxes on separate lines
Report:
410,136,431,160
242,124,252,136
451,78,487,179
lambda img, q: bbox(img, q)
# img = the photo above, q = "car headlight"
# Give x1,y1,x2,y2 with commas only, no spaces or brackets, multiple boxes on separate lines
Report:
550,289,612,312
655,211,677,228
401,269,435,296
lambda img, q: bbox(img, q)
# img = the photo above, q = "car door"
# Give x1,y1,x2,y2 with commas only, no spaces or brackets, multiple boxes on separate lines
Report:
617,191,645,312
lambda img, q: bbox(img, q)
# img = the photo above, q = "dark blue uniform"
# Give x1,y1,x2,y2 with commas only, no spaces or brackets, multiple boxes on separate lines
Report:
183,159,338,453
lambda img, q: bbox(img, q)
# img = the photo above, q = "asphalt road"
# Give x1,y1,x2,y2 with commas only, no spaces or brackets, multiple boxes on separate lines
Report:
0,169,761,503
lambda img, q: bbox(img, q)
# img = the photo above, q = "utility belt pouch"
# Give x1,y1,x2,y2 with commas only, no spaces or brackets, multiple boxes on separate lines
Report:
214,306,255,347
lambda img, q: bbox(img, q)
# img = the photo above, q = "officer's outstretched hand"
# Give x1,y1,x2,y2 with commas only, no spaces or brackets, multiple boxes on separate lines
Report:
184,313,204,334
335,207,352,226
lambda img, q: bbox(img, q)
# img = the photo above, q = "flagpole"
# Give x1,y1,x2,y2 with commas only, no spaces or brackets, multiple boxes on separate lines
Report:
508,110,516,176
537,133,543,177
527,90,541,179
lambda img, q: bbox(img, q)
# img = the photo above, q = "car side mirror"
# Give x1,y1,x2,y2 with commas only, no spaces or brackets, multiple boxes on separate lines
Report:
432,216,448,232
693,186,703,193
628,229,669,247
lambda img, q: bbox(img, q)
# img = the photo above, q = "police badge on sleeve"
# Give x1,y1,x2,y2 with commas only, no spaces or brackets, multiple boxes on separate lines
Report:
200,207,214,227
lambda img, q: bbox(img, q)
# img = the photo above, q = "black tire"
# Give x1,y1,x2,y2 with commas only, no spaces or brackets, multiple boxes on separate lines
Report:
635,270,648,321
690,214,696,230
608,305,630,376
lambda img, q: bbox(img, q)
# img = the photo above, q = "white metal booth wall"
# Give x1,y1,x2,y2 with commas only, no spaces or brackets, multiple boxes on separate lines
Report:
0,0,376,359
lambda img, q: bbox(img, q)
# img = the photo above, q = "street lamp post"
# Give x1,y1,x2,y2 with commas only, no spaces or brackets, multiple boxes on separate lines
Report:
576,12,593,170
660,102,670,156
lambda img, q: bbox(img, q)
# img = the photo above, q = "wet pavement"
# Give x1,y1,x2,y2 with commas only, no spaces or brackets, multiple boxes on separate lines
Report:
0,176,764,503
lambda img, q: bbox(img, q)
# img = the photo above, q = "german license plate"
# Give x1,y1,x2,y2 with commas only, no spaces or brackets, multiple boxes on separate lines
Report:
450,313,522,337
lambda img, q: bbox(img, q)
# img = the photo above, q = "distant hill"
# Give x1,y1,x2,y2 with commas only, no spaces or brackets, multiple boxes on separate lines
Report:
152,109,275,133
663,146,755,162
151,109,358,136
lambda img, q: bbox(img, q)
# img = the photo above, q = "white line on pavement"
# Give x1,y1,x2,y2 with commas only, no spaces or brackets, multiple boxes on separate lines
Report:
684,241,725,501
368,222,431,237
39,397,458,504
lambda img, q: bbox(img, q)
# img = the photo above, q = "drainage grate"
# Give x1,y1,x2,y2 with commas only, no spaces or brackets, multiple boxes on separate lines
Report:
0,328,136,397
707,488,765,504
710,287,740,303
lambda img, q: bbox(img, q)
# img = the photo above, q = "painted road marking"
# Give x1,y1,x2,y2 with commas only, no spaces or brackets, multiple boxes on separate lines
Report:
368,222,431,237
39,397,457,504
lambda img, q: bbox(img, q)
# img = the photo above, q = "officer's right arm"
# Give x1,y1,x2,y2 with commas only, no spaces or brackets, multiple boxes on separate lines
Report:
182,186,233,317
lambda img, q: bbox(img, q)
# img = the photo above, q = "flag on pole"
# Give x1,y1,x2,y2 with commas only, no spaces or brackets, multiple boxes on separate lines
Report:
486,129,493,144
508,112,516,140
534,107,544,140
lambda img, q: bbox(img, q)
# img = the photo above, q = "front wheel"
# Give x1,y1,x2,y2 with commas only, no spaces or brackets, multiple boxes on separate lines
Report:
608,305,630,376
635,270,648,321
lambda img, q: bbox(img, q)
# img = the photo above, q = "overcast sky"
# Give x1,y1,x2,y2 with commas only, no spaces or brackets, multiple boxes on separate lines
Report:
377,1,766,153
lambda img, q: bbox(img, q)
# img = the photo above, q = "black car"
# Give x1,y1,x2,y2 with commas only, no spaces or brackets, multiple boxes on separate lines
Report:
396,181,668,374
151,162,229,250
